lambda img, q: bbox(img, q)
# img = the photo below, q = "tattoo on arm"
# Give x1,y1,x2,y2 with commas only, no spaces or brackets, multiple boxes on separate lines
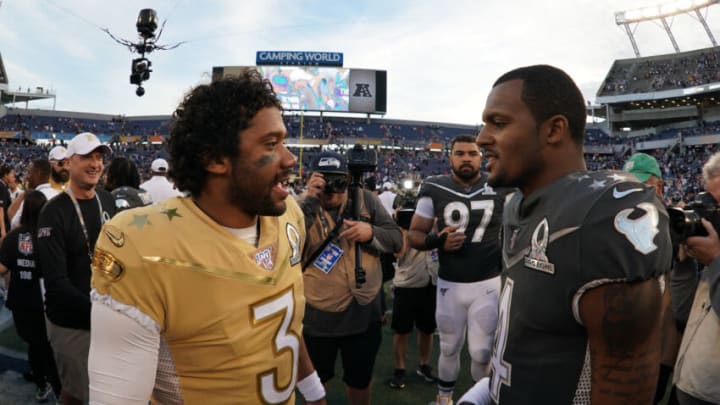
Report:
582,279,662,404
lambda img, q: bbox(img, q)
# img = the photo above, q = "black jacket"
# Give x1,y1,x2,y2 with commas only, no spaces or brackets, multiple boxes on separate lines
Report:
36,190,115,330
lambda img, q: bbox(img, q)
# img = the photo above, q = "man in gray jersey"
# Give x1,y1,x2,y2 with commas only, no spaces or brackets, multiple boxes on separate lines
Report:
408,135,510,405
459,65,671,405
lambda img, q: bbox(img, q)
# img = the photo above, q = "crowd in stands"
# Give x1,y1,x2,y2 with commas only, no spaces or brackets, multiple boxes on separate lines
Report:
3,109,720,206
1,112,473,145
0,137,714,208
0,112,170,136
601,47,720,95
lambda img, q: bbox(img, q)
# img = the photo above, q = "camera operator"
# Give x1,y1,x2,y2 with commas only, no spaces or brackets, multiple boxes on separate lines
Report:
670,152,720,405
298,150,402,405
387,188,439,390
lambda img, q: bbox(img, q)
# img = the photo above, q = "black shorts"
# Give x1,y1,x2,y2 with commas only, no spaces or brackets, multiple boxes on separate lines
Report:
303,322,382,389
391,283,437,335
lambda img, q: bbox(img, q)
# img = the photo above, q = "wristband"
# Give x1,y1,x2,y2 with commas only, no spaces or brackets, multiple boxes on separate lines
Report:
297,370,325,402
425,232,447,250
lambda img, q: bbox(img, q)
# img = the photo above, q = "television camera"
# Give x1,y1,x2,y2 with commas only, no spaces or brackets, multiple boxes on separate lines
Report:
103,9,186,96
346,145,378,288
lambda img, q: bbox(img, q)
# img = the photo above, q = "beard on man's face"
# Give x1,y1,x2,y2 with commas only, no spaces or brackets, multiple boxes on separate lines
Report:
51,168,69,184
452,164,479,181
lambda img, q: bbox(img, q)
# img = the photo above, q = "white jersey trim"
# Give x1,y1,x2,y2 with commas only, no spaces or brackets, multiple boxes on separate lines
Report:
571,278,626,326
414,196,434,219
91,290,161,334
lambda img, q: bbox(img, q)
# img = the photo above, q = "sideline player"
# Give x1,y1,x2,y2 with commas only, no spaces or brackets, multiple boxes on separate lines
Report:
408,135,510,405
459,65,671,404
88,71,326,404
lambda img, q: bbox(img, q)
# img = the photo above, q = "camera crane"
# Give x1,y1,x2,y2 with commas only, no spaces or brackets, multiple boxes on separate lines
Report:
102,9,185,96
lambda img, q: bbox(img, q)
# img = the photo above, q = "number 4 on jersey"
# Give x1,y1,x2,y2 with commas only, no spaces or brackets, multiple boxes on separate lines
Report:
490,278,513,402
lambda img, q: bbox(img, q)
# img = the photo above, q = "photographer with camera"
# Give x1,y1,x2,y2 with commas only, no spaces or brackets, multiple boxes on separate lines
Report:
298,150,402,405
387,187,439,391
669,152,720,405
623,152,682,405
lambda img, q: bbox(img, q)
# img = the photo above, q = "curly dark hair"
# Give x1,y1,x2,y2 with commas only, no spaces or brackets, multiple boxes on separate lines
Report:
104,156,141,191
167,70,282,197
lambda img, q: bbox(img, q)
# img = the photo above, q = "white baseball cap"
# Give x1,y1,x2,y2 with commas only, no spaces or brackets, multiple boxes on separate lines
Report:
48,146,67,161
65,132,111,158
151,158,169,173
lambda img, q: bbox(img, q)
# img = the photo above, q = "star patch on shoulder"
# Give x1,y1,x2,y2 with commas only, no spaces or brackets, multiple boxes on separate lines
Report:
608,173,630,182
129,214,151,230
589,180,606,190
161,208,182,221
92,248,125,281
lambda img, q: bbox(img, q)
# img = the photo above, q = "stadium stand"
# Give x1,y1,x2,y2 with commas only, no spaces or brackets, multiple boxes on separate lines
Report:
599,46,720,96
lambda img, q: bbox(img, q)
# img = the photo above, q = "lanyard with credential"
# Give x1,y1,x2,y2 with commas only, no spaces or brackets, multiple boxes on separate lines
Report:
65,188,103,260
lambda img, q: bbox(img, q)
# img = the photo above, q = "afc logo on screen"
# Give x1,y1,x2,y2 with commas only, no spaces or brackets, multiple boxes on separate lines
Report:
353,83,372,97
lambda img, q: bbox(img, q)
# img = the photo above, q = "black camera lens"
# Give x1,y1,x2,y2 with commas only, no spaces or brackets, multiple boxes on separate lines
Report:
668,207,707,244
323,174,348,194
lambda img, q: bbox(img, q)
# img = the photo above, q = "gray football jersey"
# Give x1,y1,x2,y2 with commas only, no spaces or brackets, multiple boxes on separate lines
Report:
489,170,672,404
417,174,511,283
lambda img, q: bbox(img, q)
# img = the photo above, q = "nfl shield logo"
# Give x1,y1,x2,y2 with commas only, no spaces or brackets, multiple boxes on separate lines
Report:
255,247,274,271
18,233,33,255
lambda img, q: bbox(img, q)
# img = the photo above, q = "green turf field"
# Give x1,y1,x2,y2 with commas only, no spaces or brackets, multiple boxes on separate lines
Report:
297,283,475,404
315,322,475,404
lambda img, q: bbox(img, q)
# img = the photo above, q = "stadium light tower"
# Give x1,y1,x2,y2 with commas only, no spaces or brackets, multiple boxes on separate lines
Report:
615,0,719,57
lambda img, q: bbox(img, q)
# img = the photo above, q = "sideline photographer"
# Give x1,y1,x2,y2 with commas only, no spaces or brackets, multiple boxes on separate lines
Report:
669,152,720,405
298,150,402,405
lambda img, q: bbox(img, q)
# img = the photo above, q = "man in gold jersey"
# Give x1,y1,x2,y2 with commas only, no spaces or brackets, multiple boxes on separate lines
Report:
88,71,326,404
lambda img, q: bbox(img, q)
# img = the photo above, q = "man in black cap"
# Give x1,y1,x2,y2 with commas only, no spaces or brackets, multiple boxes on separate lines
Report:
298,150,402,405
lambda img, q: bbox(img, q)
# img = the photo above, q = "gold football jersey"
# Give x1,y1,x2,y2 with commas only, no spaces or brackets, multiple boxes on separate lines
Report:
92,197,306,404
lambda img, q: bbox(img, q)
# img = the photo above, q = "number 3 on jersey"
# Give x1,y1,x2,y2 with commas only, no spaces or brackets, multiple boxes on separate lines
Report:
490,278,513,402
443,200,495,243
252,288,299,404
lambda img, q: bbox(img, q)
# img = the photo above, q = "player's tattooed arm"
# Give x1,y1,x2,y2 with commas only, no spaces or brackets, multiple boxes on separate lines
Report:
580,278,662,405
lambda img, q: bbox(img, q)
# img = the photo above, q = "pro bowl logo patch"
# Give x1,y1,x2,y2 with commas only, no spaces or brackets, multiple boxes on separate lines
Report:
18,232,33,255
255,246,274,271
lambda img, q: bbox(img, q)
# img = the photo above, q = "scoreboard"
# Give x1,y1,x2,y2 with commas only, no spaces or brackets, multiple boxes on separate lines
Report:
212,51,386,114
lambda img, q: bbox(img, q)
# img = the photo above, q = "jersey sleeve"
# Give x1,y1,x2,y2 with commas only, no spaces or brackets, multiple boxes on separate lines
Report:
91,214,167,332
88,301,159,404
416,179,434,200
579,184,672,285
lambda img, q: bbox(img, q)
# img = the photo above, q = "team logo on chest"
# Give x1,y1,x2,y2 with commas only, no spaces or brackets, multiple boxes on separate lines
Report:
18,233,33,255
524,218,555,274
286,223,301,266
255,246,274,271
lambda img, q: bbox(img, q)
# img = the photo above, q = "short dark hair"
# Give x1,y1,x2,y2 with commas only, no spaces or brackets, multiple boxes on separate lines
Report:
104,157,140,191
31,159,51,182
493,65,586,144
167,70,282,197
450,134,479,152
21,190,47,230
0,164,13,178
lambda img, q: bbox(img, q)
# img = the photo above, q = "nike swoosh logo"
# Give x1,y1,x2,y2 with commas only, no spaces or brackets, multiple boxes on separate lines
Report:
612,187,643,199
104,228,125,248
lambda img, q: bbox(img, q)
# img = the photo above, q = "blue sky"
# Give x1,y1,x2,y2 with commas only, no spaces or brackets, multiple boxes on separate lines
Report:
1,0,718,124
